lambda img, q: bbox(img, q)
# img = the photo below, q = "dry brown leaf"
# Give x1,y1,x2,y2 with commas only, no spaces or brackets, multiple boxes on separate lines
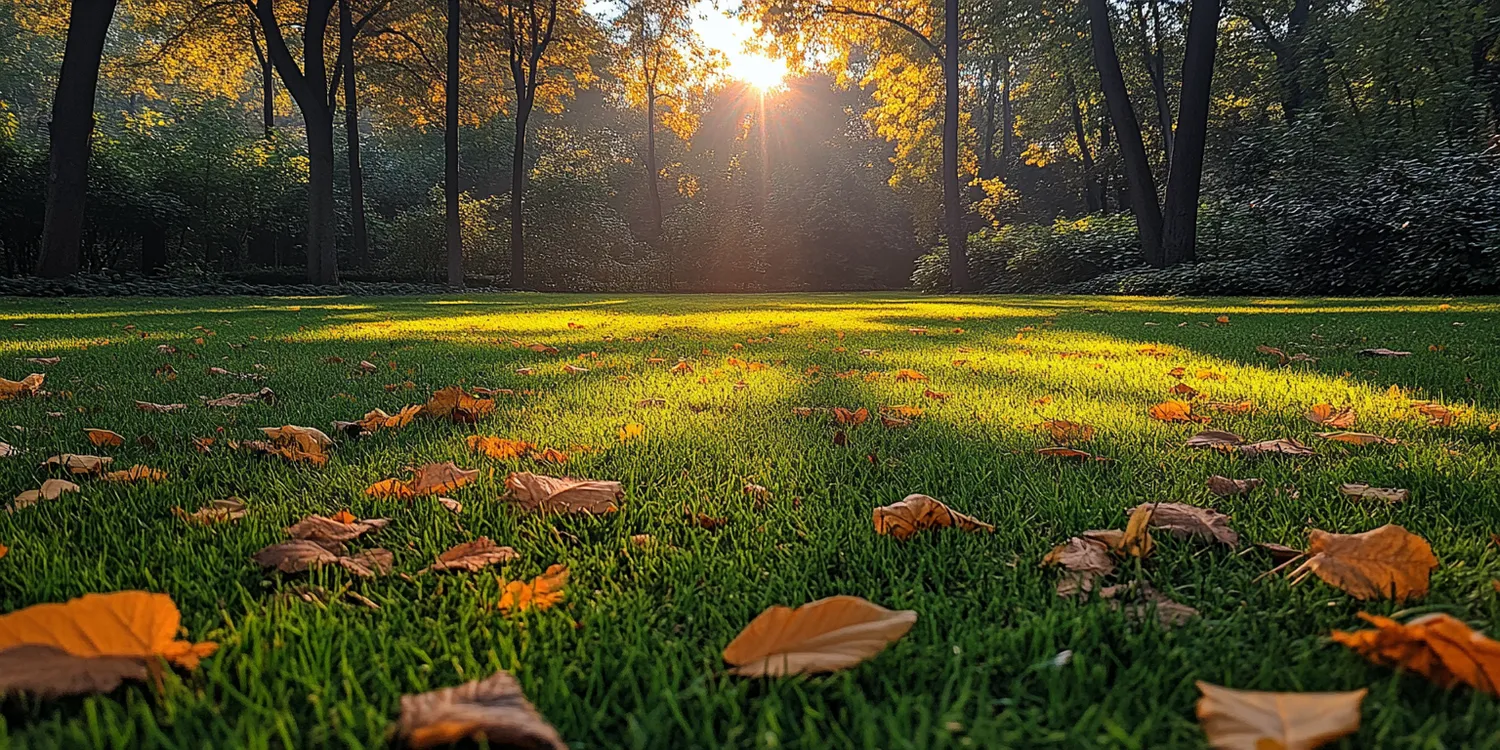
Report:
10,478,80,511
1357,348,1411,357
1237,438,1316,458
1207,475,1264,497
1333,612,1500,696
1289,525,1436,601
367,462,479,499
1186,430,1245,449
1259,542,1304,563
1194,681,1365,750
1099,582,1199,628
1170,383,1199,397
1338,483,1409,503
394,671,567,750
135,400,187,414
467,436,535,460
1131,502,1238,547
1036,446,1110,461
1200,400,1257,414
722,595,916,677
1044,536,1116,597
498,564,569,614
286,513,389,543
420,386,495,423
424,538,520,573
832,407,869,425
1040,420,1094,444
872,494,993,540
251,425,333,465
1150,400,1208,423
0,373,44,400
0,441,16,458
1415,403,1458,426
173,498,246,524
252,540,392,577
84,428,124,447
1305,404,1357,428
503,472,621,514
0,591,217,697
25,357,59,366
42,454,112,475
203,388,276,408
332,405,423,436
893,369,928,382
104,465,168,483
1316,431,1398,446
1084,505,1154,558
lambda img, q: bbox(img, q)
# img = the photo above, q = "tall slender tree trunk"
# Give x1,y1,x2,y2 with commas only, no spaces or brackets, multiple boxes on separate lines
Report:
305,109,338,283
510,106,530,289
942,0,969,291
1161,0,1221,265
645,89,664,241
1068,79,1102,212
251,25,275,139
36,0,118,278
1000,57,1013,178
339,0,369,269
980,58,998,180
1086,0,1164,267
446,0,463,287
1141,0,1174,165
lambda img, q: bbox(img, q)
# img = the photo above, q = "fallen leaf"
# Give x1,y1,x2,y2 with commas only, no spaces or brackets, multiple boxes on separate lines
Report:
25,357,59,366
173,497,246,524
498,564,568,614
1044,537,1116,596
10,479,80,511
1040,420,1094,444
1305,404,1357,428
1131,502,1238,547
251,425,333,465
722,595,916,677
104,465,168,483
42,454,112,475
1289,525,1436,601
367,462,479,499
1415,403,1457,426
1099,582,1199,628
1237,438,1317,458
1207,475,1263,496
503,472,621,514
1170,383,1199,397
135,400,186,414
1357,348,1410,357
286,514,389,543
0,442,16,457
1316,431,1398,446
467,436,535,460
423,538,520,573
253,540,392,577
1036,446,1110,461
84,428,124,447
0,373,44,400
1150,400,1208,423
832,407,869,425
893,369,927,382
394,671,567,750
332,405,423,436
1200,400,1256,414
203,388,276,408
1194,681,1365,750
618,423,644,441
1338,483,1409,503
420,386,495,423
1186,430,1244,449
1333,612,1500,696
636,398,666,408
872,494,993,540
1083,505,1154,558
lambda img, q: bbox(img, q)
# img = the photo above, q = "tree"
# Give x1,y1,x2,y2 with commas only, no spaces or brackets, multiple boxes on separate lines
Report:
253,0,341,284
35,0,119,278
446,0,461,287
1086,0,1163,265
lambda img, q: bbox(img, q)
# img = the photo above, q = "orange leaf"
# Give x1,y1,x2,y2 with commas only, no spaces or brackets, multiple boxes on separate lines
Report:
1040,419,1094,444
1333,612,1500,696
832,407,869,425
1194,681,1365,750
1149,401,1208,423
420,386,495,423
395,672,566,750
84,428,124,447
1305,404,1357,428
367,462,478,499
467,436,534,460
103,465,167,483
1288,525,1436,601
722,595,916,676
498,564,569,614
872,494,993,540
893,369,927,382
0,591,217,671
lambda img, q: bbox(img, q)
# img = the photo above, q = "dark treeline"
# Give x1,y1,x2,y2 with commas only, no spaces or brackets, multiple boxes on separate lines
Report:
1,0,1497,294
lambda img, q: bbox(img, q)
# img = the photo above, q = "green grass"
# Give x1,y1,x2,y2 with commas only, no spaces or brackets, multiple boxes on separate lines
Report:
1,292,1499,749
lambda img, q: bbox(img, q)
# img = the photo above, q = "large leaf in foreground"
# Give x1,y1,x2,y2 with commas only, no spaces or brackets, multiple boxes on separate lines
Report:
1333,612,1500,696
1289,525,1436,601
395,671,566,750
722,595,915,677
1195,681,1365,750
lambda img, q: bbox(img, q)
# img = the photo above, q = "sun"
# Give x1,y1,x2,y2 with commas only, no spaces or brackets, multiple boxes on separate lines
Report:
726,51,788,91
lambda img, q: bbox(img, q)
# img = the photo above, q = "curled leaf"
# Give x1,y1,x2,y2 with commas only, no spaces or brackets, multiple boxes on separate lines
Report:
498,564,568,614
420,386,495,423
1040,420,1094,444
722,595,916,677
135,400,187,414
872,494,993,540
1194,681,1365,750
10,479,80,511
1150,400,1208,423
503,472,621,514
0,373,44,400
84,428,124,447
1338,483,1409,503
367,462,479,499
286,514,389,543
42,454,112,475
1236,438,1316,458
1305,404,1357,428
104,465,168,483
1333,612,1500,696
424,538,520,573
1186,430,1245,449
1316,431,1398,446
253,540,392,577
203,388,276,408
1207,475,1263,497
1131,502,1238,547
467,436,535,460
1288,525,1437,601
395,671,567,750
173,497,246,524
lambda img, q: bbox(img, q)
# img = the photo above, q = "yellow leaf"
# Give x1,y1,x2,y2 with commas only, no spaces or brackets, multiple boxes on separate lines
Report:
498,564,569,614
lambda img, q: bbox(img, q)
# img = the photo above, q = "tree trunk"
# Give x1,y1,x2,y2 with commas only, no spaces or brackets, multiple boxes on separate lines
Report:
339,0,369,269
942,0,969,291
1085,0,1164,267
306,109,338,284
1140,0,1174,166
1000,57,1013,179
1161,0,1222,265
36,0,119,278
980,58,998,180
446,0,463,288
510,106,530,289
1068,80,1102,213
645,89,664,241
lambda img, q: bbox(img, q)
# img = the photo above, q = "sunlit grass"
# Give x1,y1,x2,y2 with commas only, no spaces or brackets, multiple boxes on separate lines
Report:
0,292,1498,748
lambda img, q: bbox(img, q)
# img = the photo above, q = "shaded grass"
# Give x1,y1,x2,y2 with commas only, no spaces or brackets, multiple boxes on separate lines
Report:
1,292,1499,748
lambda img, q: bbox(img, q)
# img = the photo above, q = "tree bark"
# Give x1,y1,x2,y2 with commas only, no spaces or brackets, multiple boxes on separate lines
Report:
446,0,463,287
1000,57,1013,178
1161,0,1222,265
36,0,119,278
645,89,664,241
510,106,529,289
339,0,369,269
305,109,338,283
1085,0,1164,267
980,57,998,179
1137,0,1174,166
942,0,969,291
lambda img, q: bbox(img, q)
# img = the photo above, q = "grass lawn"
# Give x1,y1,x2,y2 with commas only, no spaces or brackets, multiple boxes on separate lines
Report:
2,292,1500,749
